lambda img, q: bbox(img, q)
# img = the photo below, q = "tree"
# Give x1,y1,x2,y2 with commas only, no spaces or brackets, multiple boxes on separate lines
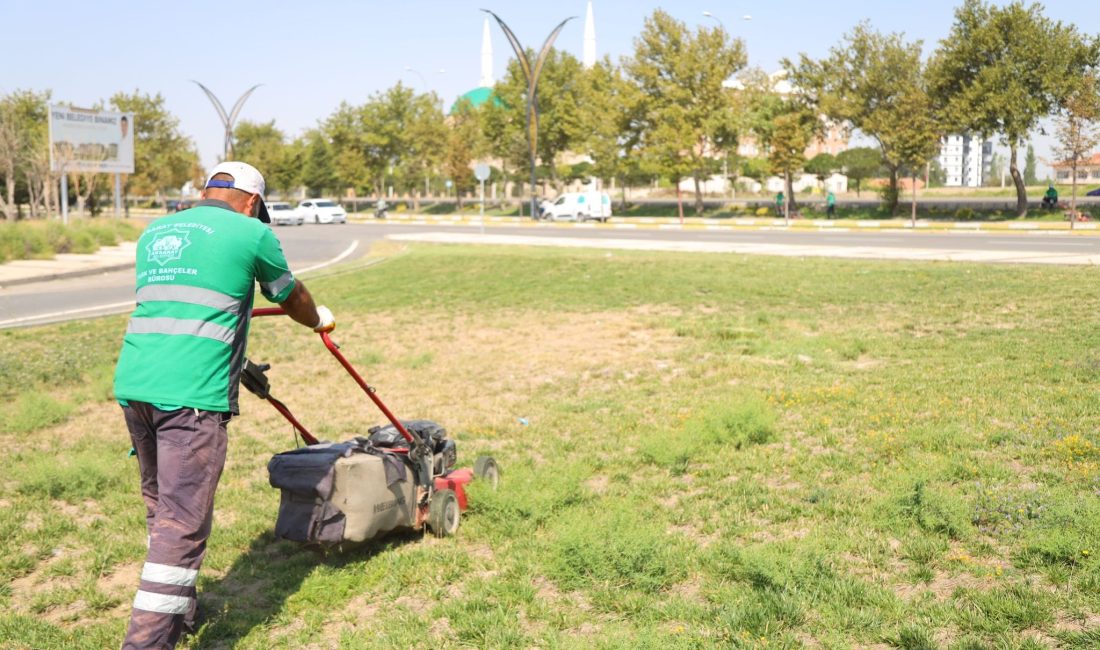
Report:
443,98,483,208
836,147,882,197
110,91,199,207
768,112,810,223
805,153,838,187
1024,143,1038,185
299,130,336,197
624,9,746,215
399,93,448,210
0,90,53,220
987,152,1004,187
886,86,943,225
488,47,586,198
1053,74,1100,228
578,58,645,207
787,23,933,215
233,120,286,180
928,0,1098,217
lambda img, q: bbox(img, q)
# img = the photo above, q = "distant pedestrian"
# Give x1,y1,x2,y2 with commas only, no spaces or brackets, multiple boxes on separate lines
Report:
775,191,784,217
1042,185,1058,210
826,190,836,218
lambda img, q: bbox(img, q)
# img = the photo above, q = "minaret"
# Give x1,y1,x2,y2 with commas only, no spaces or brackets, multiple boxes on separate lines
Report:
583,1,597,69
480,17,493,87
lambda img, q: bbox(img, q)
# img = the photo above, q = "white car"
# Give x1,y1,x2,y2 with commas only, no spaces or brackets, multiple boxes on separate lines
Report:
299,199,347,224
541,191,612,222
268,202,303,226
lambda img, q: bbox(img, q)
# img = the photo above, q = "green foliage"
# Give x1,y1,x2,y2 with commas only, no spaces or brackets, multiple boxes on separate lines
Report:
0,393,74,434
232,120,290,191
805,153,838,182
787,22,932,215
927,0,1098,215
546,505,687,593
110,91,200,196
321,84,448,199
1024,144,1038,185
837,147,886,198
0,219,139,263
900,481,970,540
624,9,746,214
484,47,585,186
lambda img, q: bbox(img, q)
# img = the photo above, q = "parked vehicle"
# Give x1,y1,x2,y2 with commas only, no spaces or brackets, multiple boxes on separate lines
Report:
299,199,348,224
268,202,304,226
540,191,612,222
167,199,194,213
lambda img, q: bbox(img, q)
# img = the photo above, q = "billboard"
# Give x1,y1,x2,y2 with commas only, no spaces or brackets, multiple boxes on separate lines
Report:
48,105,135,174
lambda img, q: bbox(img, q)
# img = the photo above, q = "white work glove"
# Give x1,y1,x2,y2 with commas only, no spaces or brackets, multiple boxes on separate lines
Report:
313,305,336,333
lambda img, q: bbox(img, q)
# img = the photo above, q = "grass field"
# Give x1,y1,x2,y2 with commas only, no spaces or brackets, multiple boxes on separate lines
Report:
2,243,1100,649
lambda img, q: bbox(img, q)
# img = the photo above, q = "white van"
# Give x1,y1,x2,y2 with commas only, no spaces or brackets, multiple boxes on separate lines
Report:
541,191,612,223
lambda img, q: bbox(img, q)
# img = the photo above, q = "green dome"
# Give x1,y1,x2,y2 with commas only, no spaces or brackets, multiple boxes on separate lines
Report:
450,86,497,113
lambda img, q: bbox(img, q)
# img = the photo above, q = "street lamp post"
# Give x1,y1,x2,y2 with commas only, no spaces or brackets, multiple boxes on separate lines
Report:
481,9,575,220
702,11,725,30
403,66,429,91
191,81,262,162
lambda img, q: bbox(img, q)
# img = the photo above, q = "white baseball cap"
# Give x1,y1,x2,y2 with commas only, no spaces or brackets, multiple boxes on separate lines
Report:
204,161,270,223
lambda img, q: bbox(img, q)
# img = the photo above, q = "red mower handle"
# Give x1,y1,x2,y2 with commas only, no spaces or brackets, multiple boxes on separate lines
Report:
250,307,419,448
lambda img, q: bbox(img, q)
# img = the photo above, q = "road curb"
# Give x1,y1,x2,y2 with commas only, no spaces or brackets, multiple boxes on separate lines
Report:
0,261,136,289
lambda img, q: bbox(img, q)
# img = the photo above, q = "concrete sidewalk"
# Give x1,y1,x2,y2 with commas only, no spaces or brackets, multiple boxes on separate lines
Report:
0,242,137,288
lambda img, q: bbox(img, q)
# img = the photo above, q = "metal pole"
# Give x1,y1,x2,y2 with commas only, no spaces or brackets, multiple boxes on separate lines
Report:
60,174,68,225
191,81,262,161
480,179,486,235
114,173,122,217
481,10,575,222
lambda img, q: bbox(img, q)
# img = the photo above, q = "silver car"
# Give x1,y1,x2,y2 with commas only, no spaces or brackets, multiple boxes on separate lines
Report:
268,202,304,226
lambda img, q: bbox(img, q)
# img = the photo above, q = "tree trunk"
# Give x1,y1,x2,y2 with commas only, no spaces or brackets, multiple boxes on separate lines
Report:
675,181,684,224
911,175,918,228
784,172,791,226
3,174,13,221
1070,159,1078,231
785,172,796,215
1009,142,1027,218
887,167,900,216
412,189,420,212
692,173,704,215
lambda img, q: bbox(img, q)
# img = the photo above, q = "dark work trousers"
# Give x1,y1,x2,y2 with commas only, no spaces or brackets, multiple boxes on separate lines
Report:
121,402,228,650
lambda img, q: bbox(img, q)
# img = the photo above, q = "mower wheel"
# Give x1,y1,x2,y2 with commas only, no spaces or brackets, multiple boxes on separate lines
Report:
473,456,501,490
429,489,460,537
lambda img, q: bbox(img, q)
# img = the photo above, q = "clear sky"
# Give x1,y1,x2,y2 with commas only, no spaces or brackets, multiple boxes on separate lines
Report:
2,0,1097,174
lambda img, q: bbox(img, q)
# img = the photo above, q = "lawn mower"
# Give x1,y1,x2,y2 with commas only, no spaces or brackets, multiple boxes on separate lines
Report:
243,307,499,543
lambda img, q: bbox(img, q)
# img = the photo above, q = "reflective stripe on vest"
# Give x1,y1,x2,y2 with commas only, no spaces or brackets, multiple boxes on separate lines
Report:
132,590,192,614
135,285,243,316
261,271,294,298
141,562,198,587
126,317,235,345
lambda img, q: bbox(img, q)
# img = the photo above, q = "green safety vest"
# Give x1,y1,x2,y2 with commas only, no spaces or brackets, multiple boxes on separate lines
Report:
113,200,296,413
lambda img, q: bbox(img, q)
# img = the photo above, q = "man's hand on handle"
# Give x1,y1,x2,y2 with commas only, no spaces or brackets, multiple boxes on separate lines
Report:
279,281,335,332
313,305,336,333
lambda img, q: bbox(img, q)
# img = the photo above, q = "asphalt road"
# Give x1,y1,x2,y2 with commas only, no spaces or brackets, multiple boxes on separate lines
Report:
3,221,1099,328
